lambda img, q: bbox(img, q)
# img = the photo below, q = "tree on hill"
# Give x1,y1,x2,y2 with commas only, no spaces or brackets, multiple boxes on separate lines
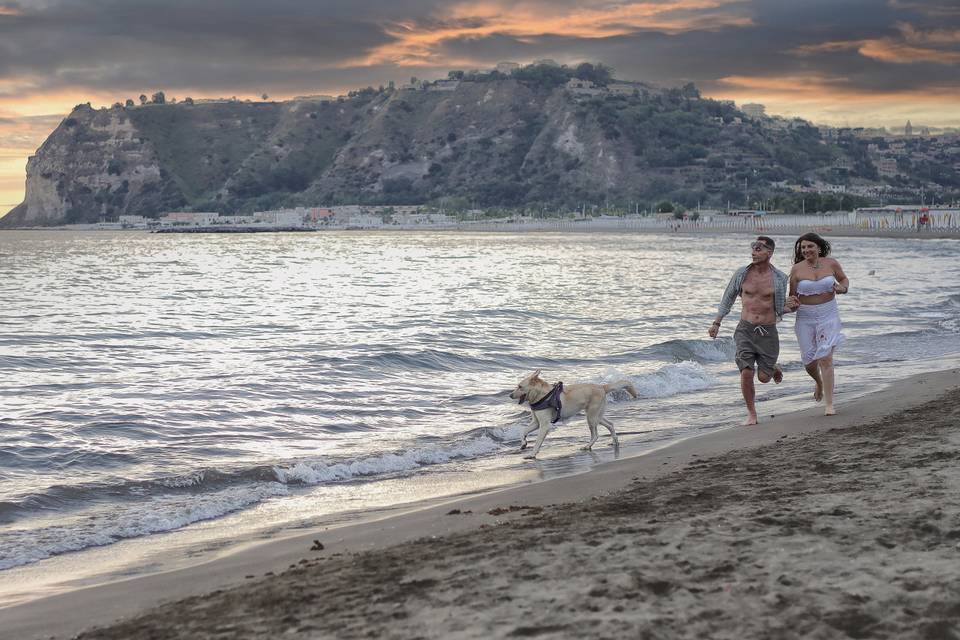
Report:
512,63,571,89
573,62,613,86
151,91,166,104
139,94,147,105
125,98,135,107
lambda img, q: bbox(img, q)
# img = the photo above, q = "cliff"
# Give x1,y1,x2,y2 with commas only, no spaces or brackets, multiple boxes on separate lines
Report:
2,74,856,227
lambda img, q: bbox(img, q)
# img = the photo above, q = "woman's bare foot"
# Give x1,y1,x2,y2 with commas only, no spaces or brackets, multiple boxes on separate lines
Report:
773,365,783,384
743,413,758,426
824,405,836,416
813,384,823,402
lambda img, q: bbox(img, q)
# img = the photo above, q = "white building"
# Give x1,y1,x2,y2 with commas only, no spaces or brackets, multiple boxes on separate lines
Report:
329,205,363,221
118,215,150,227
876,157,900,177
429,79,460,92
160,211,218,226
253,209,307,226
741,103,766,119
215,215,256,225
565,78,603,96
346,214,383,228
496,61,520,73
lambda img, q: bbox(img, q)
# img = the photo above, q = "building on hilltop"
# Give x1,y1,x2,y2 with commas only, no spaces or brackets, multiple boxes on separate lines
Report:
905,120,913,136
565,78,603,96
428,79,460,92
496,61,520,73
741,103,766,119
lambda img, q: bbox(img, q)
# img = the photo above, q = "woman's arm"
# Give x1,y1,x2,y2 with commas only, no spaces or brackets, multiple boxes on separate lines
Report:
832,259,850,294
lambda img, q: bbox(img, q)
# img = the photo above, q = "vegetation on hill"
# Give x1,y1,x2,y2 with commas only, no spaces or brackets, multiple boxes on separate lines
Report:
4,62,957,227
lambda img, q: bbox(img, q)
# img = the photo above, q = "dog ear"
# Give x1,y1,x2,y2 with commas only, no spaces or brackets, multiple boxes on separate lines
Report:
533,368,541,378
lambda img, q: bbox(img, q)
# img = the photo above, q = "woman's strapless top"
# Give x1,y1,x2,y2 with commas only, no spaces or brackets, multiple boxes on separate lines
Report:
797,275,836,296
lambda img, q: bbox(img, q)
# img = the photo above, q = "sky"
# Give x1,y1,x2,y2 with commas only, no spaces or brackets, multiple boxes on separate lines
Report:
2,0,959,213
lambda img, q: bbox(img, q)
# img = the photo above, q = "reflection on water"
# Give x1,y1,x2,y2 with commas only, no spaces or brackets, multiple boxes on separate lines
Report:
1,229,959,588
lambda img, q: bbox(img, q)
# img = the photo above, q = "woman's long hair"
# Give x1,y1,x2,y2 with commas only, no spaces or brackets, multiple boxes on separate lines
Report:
794,232,831,264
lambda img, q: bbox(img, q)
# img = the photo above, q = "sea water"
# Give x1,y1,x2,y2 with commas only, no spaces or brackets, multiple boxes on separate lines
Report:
1,230,958,597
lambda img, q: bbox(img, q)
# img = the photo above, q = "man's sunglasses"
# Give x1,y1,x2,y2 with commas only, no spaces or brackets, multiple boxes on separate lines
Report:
751,241,773,251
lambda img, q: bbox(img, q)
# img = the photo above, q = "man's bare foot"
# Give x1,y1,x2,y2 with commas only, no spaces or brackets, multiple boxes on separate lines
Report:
824,406,836,416
742,414,758,426
773,365,783,384
813,384,823,402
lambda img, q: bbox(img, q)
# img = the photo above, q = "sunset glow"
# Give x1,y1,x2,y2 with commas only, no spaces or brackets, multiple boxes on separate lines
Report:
2,0,959,215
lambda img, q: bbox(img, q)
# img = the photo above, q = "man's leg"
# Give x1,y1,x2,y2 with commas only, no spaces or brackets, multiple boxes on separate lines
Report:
756,329,780,385
740,367,758,425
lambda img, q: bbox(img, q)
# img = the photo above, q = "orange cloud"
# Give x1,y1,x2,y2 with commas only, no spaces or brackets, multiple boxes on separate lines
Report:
858,39,960,63
793,23,960,64
350,0,753,67
714,73,960,127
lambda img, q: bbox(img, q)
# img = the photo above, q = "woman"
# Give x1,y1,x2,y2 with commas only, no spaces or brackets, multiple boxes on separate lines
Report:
789,233,849,415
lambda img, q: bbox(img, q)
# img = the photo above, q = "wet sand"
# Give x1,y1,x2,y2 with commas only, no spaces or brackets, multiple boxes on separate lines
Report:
4,369,959,639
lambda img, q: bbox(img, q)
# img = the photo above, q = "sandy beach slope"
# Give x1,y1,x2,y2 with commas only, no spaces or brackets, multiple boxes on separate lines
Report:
3,369,959,639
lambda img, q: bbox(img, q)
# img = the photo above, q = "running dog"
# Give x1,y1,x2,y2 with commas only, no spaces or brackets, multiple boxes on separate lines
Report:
509,369,638,458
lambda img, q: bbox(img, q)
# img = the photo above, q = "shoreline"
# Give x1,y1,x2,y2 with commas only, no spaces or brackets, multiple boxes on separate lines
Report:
2,366,958,639
2,225,960,240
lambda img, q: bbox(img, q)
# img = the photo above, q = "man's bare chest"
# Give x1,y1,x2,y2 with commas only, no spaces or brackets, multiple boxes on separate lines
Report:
742,272,774,297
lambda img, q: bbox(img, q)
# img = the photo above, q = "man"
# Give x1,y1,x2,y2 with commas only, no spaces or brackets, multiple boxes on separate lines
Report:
708,236,798,425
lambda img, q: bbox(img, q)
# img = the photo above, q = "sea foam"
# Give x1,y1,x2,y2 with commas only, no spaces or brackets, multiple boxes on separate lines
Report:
0,482,288,571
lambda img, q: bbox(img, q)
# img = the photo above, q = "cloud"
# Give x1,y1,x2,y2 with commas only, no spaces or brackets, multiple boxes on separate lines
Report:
887,0,960,18
350,0,753,66
0,113,63,149
793,22,960,64
0,1,958,130
714,72,960,127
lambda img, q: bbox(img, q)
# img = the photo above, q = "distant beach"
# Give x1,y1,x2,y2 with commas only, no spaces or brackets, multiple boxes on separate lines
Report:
3,368,958,639
4,216,960,239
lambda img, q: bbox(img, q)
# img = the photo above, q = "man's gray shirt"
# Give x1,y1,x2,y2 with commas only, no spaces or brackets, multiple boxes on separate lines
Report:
717,264,789,322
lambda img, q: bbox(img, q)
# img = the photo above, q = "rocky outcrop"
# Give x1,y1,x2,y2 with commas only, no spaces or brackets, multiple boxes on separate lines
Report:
1,77,851,227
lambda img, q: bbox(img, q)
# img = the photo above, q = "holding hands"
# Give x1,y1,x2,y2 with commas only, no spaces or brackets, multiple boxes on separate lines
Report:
785,295,800,312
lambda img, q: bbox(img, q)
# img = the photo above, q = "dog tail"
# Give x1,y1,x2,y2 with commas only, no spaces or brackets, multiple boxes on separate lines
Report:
603,379,638,399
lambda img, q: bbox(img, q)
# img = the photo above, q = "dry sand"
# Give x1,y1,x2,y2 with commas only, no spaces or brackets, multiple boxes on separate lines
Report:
4,369,960,640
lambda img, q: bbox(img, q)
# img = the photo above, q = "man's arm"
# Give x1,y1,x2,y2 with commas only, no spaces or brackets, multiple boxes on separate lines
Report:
708,270,741,338
782,268,799,315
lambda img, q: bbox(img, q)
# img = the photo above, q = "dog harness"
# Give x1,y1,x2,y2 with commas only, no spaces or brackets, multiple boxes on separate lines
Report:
529,382,563,424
